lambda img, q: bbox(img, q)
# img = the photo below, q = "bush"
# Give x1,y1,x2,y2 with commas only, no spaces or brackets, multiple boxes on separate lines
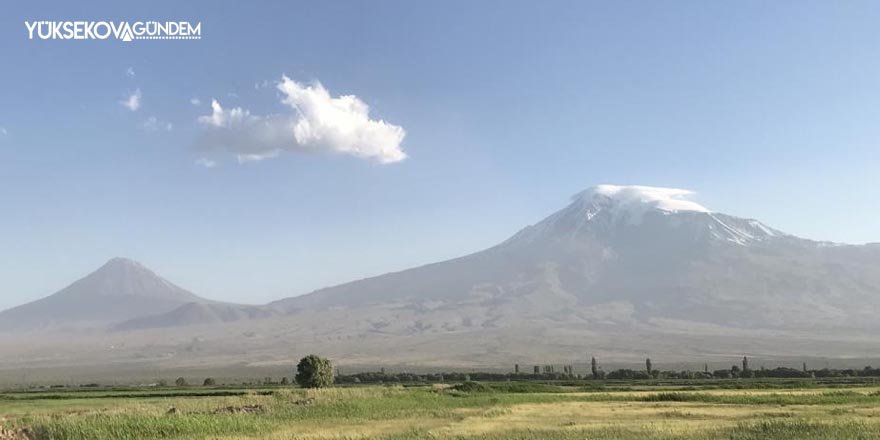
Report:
175,377,187,387
489,382,563,393
295,354,334,388
203,378,216,386
606,369,651,380
643,392,695,402
452,381,492,393
713,369,732,379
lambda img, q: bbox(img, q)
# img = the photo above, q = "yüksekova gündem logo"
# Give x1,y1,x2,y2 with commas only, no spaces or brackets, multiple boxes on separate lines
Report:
25,21,201,42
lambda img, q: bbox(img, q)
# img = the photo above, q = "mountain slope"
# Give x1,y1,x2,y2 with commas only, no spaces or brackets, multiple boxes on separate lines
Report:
113,302,280,331
0,258,206,331
272,185,880,332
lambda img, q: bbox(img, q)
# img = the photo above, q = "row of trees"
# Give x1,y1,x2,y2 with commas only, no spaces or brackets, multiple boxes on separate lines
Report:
332,355,880,385
547,356,880,380
164,355,880,388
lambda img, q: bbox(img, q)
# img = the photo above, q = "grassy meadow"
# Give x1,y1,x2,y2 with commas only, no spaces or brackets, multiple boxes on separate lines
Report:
2,381,880,439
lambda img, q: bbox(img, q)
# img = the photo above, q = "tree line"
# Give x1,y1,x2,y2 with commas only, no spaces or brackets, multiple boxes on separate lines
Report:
171,355,880,388
334,357,880,384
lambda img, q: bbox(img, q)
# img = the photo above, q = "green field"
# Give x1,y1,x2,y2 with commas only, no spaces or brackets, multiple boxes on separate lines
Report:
3,381,880,439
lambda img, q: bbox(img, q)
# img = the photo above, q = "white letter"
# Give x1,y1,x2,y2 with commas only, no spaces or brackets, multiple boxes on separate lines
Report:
24,21,37,39
51,22,60,39
73,21,84,39
37,22,52,39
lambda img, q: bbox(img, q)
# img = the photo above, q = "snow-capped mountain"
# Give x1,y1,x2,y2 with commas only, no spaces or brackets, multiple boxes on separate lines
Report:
503,185,784,247
273,184,880,332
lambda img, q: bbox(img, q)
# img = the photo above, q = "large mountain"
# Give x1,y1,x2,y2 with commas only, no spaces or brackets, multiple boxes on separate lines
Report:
0,258,206,331
272,185,880,331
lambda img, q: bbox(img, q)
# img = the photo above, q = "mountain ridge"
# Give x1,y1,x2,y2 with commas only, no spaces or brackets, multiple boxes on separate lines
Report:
2,185,879,367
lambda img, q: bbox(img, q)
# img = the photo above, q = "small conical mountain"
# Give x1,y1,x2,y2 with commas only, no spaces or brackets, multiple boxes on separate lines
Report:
0,258,205,331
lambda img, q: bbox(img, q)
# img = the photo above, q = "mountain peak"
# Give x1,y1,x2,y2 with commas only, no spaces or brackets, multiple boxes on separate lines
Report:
574,185,711,214
90,257,161,284
101,257,146,269
0,258,205,331
79,258,197,300
502,184,782,248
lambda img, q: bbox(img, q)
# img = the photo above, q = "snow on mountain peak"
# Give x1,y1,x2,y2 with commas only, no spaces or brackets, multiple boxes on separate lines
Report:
503,184,783,248
576,185,711,213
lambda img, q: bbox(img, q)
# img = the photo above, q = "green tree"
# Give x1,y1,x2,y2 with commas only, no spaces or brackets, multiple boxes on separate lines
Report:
295,354,334,388
175,377,187,387
203,378,216,386
591,357,598,379
646,358,653,375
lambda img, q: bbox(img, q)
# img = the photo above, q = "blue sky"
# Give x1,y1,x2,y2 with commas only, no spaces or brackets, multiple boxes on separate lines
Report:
1,1,879,309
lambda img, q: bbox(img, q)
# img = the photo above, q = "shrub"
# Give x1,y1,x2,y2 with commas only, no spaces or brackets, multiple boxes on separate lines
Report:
452,381,492,393
606,369,650,380
713,369,732,379
643,393,696,402
489,382,563,393
295,354,334,388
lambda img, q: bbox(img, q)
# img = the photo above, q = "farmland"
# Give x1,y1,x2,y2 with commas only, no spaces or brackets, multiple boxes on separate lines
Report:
3,379,880,439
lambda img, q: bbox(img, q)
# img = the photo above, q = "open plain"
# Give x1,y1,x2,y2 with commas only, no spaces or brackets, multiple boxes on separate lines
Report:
3,379,880,440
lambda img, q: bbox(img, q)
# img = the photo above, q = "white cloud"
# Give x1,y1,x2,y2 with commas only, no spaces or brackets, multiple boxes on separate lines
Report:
581,185,710,213
0,127,7,136
126,67,135,78
140,116,173,132
190,97,201,106
120,88,141,111
195,158,217,168
197,76,406,164
279,76,407,163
